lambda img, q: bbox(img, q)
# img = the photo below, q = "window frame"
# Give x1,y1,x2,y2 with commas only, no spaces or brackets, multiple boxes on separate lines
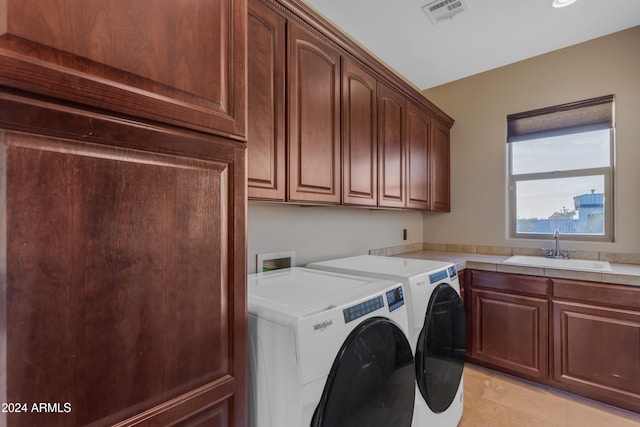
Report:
507,98,615,242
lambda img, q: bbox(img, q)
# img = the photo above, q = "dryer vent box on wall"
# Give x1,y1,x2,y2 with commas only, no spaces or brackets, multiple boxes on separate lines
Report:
257,251,295,272
422,0,469,24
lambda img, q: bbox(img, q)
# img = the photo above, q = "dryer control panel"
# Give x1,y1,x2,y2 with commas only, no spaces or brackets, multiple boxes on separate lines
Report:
428,265,458,284
429,269,449,284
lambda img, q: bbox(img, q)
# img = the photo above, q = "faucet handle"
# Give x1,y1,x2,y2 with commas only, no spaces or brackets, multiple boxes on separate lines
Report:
562,249,576,259
540,248,553,257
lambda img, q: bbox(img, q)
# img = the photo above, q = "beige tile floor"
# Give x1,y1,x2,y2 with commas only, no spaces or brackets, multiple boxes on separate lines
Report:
459,364,640,427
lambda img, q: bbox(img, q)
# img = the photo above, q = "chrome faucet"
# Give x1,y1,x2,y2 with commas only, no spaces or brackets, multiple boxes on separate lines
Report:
552,229,560,258
540,229,575,259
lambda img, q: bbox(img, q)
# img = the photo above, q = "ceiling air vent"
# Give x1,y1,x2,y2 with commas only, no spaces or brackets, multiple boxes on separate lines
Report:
422,0,469,24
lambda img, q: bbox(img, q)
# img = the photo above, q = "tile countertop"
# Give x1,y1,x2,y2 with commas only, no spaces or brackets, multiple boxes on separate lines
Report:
394,250,640,287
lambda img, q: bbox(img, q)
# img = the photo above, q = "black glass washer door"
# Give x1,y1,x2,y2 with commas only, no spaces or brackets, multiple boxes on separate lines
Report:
311,317,415,427
415,283,467,413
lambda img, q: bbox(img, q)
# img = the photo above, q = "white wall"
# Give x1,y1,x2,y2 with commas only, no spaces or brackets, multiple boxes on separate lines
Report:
248,203,424,273
422,26,640,254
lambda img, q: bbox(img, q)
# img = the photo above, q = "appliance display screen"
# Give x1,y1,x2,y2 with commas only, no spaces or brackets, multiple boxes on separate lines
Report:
448,265,458,278
386,286,405,312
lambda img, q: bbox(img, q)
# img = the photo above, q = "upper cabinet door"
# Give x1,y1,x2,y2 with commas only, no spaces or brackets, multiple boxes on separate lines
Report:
430,118,451,212
288,23,341,204
247,0,286,200
0,0,246,138
342,58,378,206
405,101,431,211
378,83,406,208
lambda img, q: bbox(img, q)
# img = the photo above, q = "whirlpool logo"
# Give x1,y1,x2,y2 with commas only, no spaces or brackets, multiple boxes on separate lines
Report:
313,320,333,331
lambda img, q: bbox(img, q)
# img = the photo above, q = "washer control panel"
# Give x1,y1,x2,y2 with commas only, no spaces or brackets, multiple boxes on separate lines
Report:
343,295,384,323
342,286,405,323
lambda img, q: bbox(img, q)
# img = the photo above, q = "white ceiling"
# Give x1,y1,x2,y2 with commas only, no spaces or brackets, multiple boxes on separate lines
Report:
302,0,640,90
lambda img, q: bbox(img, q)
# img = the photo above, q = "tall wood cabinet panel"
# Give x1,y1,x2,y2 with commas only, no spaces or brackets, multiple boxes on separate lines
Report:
430,119,451,212
405,101,430,210
0,0,247,138
342,59,378,206
247,0,286,200
288,23,341,204
0,92,247,426
378,83,406,208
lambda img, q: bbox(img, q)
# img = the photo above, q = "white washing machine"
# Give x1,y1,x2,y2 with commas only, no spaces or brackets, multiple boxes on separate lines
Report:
248,267,416,427
306,255,466,427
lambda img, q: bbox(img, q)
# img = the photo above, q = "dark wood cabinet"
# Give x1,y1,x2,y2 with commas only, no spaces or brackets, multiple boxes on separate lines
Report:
405,101,431,210
471,290,549,380
469,271,550,381
0,93,247,427
288,22,341,204
245,0,454,210
466,269,640,414
247,0,287,200
342,58,378,206
378,85,452,212
430,119,451,212
551,279,640,413
1,1,248,425
0,0,247,139
378,83,406,208
458,268,467,304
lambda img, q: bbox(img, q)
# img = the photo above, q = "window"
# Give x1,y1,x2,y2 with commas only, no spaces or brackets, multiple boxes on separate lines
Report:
507,95,614,241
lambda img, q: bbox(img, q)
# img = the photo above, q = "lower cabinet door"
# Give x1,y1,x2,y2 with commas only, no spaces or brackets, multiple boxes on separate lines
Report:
471,289,548,380
552,301,640,413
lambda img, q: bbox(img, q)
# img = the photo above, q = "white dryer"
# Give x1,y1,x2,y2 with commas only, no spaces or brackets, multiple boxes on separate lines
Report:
306,255,466,427
248,267,416,427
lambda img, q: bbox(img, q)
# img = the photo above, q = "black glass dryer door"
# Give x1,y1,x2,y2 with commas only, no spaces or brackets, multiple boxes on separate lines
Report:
311,317,415,427
415,283,467,413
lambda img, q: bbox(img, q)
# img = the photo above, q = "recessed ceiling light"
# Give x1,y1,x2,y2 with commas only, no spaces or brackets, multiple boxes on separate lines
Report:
552,0,578,8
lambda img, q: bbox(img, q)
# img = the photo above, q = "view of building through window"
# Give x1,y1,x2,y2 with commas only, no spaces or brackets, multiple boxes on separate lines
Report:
516,187,604,234
509,129,612,239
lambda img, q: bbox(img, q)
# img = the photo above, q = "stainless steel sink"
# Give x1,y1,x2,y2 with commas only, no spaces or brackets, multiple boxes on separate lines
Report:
503,255,613,272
